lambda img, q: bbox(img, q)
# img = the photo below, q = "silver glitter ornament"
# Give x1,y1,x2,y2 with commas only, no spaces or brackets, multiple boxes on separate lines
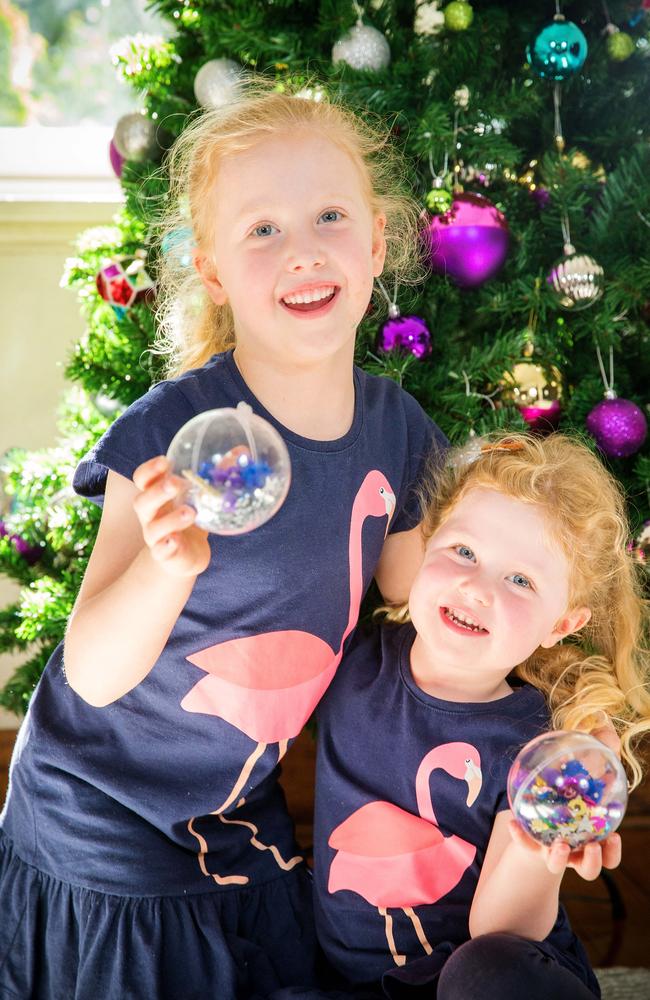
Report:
193,58,243,109
112,112,158,161
546,244,604,311
332,20,391,71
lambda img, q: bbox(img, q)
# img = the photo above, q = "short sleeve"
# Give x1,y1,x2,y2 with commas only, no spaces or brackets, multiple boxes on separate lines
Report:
73,380,196,504
389,400,448,535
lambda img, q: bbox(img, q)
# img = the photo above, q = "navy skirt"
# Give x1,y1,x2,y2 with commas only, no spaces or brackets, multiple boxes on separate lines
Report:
0,831,317,1000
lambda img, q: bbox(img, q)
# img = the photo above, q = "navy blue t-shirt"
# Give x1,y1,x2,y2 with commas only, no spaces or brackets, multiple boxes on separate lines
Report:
314,622,596,989
2,351,446,896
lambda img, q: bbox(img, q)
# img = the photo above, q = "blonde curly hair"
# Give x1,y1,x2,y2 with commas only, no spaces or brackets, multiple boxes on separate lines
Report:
382,432,650,789
154,77,425,378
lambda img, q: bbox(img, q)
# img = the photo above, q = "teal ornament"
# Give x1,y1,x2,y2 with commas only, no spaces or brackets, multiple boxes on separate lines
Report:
161,227,195,268
527,16,588,81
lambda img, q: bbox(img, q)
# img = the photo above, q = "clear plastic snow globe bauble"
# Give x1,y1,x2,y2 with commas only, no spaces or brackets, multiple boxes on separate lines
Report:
166,402,291,535
507,731,628,850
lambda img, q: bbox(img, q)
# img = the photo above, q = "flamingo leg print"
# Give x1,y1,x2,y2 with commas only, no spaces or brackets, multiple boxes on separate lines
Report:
328,742,483,965
379,908,406,967
181,472,396,880
214,741,266,815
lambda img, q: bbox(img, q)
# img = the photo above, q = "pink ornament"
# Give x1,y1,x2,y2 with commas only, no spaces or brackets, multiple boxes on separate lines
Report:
109,139,124,178
424,192,509,288
586,396,648,458
519,398,562,433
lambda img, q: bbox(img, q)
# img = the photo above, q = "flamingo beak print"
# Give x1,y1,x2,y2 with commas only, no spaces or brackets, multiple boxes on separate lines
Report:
382,490,396,539
464,759,482,807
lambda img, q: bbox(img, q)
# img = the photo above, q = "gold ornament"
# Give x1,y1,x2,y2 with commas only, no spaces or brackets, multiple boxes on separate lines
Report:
500,361,563,410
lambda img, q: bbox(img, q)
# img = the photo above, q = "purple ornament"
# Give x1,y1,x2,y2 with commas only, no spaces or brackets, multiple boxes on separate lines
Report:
109,139,124,178
378,311,432,359
424,192,509,288
586,396,648,458
530,186,551,210
0,519,41,565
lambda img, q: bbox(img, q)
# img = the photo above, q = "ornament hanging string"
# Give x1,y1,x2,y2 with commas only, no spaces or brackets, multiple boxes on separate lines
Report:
375,276,400,317
428,149,449,184
560,210,575,254
553,83,565,151
595,343,616,398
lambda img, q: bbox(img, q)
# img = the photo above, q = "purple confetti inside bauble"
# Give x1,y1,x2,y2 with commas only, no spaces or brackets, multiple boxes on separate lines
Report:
109,139,124,178
586,397,648,458
378,314,432,359
424,192,509,288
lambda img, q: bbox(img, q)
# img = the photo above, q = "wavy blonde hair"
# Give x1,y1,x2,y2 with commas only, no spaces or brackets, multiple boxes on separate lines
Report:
382,432,650,789
154,77,425,378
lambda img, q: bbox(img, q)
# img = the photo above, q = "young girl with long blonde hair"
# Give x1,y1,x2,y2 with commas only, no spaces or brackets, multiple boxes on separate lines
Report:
0,83,447,998
312,432,650,1000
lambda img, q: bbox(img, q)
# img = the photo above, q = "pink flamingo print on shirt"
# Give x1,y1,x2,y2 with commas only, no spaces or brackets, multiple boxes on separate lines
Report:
181,470,395,883
328,742,482,965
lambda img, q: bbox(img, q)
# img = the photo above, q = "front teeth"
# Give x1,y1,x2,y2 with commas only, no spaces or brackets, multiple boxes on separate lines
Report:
283,285,336,305
445,608,485,632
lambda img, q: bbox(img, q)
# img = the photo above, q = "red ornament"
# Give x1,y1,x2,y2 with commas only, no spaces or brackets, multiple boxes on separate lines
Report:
96,255,155,318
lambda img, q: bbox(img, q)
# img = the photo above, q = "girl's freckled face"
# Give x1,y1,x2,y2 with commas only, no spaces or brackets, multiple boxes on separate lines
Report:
203,130,386,367
408,488,573,677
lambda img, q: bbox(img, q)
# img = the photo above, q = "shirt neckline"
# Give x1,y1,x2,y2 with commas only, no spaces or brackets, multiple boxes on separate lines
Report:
221,349,365,453
396,623,544,716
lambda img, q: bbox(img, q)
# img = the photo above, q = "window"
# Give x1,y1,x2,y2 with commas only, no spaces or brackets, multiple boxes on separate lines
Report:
1,0,168,200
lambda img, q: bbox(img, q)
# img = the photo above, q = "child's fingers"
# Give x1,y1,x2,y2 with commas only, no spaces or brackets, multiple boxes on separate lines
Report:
545,840,571,876
133,455,170,492
569,841,603,881
143,505,196,549
133,474,186,529
601,833,622,870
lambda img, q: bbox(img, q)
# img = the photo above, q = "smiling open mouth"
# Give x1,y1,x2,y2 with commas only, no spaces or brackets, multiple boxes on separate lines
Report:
441,607,489,634
281,286,338,312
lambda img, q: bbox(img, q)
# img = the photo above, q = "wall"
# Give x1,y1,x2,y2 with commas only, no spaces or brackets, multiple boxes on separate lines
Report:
0,194,121,728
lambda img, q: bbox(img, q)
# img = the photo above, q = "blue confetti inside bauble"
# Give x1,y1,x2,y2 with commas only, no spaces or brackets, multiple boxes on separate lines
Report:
527,16,588,81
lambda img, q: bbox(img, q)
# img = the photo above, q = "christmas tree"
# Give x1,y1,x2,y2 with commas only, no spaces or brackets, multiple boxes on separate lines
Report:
2,0,649,713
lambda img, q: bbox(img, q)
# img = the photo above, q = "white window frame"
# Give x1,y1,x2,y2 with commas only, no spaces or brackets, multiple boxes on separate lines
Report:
0,126,124,204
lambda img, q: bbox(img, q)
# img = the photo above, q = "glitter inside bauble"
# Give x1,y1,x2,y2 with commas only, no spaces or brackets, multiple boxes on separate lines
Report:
628,521,650,565
444,0,474,31
332,22,391,71
424,192,509,288
547,251,604,310
607,29,636,61
112,112,158,161
193,58,243,109
378,313,432,359
527,17,588,80
586,396,648,458
508,731,628,849
167,403,291,535
501,361,563,432
96,256,155,319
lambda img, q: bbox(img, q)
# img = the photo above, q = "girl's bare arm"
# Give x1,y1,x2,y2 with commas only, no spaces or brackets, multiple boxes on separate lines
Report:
64,458,210,707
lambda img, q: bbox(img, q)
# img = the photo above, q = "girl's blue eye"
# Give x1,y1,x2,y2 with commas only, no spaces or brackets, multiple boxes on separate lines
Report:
455,545,476,562
318,209,342,224
508,573,532,590
252,223,278,238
